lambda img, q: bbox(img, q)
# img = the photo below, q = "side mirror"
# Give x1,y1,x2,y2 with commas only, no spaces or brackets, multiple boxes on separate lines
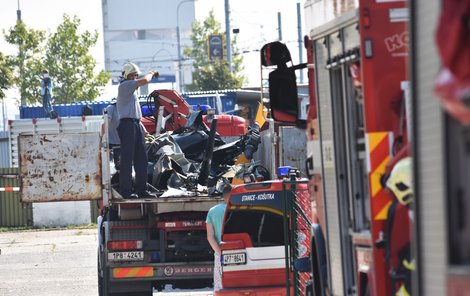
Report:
261,41,306,128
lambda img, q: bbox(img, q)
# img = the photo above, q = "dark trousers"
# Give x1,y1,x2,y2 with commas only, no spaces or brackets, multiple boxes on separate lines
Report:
117,119,148,196
109,144,121,170
42,91,53,117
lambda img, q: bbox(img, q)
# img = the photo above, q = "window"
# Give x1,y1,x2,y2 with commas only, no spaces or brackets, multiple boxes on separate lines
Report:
137,30,146,40
224,209,285,247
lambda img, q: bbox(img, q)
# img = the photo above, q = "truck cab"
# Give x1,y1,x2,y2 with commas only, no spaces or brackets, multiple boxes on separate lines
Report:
216,169,312,296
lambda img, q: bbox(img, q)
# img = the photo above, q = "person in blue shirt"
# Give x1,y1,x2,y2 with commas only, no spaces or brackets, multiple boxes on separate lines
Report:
40,70,53,118
206,184,232,291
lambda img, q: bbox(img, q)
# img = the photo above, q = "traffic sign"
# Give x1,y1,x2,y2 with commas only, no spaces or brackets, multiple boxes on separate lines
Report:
208,34,223,61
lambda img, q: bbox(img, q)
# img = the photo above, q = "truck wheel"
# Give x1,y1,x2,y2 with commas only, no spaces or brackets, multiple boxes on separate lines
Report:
98,255,109,296
98,250,114,296
98,253,104,296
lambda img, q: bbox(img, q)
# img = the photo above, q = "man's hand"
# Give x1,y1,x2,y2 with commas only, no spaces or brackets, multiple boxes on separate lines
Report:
147,71,159,78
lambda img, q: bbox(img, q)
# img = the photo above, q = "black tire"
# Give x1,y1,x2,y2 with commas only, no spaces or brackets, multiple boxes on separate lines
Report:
98,249,120,296
98,249,111,296
98,270,103,296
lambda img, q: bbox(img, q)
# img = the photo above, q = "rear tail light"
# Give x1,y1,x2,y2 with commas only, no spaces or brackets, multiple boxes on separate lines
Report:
107,240,143,250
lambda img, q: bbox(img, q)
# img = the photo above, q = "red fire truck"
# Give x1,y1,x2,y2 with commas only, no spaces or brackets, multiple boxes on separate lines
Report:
264,0,470,295
264,0,410,294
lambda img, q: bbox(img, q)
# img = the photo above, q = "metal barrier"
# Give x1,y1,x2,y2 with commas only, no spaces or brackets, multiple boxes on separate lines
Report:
282,179,313,296
0,167,100,227
0,168,33,227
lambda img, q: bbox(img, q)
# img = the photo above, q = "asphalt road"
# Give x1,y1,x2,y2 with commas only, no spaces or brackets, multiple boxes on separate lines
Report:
0,228,213,296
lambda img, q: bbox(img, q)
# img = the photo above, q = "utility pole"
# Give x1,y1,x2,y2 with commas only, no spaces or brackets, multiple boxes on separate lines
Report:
297,2,304,84
17,0,22,20
277,12,282,41
224,0,232,73
17,0,25,106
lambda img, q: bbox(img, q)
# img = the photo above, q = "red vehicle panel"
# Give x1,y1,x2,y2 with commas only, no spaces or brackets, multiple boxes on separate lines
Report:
217,180,312,296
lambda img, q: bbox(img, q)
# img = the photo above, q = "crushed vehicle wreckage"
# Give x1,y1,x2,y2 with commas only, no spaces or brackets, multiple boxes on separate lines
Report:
110,89,266,197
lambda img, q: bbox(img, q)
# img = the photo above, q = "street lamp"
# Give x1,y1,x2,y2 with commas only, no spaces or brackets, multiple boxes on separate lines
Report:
176,0,196,93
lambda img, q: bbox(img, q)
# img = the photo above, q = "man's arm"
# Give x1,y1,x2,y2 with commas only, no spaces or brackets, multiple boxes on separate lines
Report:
136,71,158,87
206,223,221,255
140,120,149,136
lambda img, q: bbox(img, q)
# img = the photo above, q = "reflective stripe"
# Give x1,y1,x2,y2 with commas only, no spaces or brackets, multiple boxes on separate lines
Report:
113,267,154,278
366,132,393,220
0,187,20,191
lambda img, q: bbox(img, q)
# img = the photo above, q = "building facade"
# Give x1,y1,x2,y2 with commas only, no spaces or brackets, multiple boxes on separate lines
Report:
101,0,196,92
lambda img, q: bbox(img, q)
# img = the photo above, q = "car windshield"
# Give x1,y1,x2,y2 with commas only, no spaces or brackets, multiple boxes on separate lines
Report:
223,208,285,247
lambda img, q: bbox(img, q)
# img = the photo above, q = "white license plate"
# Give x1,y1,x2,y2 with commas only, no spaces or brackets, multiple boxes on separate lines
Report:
222,253,246,265
108,251,144,261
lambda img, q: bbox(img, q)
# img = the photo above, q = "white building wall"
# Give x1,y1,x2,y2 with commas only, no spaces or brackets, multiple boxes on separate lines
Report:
102,0,196,91
304,0,358,33
33,201,91,227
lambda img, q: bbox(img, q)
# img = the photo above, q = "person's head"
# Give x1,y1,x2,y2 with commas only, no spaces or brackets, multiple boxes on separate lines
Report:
122,62,141,80
41,69,49,78
222,184,233,203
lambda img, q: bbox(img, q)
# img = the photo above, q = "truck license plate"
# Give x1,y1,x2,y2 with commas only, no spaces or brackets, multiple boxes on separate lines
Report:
108,251,144,261
222,253,246,265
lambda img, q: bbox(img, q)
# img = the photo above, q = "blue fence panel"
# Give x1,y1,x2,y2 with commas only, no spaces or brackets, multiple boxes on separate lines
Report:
19,91,239,119
20,101,113,119
184,93,236,114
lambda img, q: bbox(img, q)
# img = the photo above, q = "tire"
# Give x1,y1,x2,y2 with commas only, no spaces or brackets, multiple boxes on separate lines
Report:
98,251,104,296
98,249,118,296
98,249,111,296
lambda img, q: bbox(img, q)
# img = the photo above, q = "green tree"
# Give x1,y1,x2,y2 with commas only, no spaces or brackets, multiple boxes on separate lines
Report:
4,20,45,105
0,52,13,100
184,10,245,91
43,15,110,103
3,15,110,105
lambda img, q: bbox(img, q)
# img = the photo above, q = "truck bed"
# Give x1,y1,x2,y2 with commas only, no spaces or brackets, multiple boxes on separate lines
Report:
110,188,222,215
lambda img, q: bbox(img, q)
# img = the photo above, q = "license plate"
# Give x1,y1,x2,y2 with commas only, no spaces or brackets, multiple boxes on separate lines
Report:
222,253,246,265
108,251,144,261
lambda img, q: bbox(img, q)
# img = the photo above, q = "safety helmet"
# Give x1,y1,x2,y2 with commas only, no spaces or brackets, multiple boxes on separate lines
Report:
121,62,141,79
386,157,413,205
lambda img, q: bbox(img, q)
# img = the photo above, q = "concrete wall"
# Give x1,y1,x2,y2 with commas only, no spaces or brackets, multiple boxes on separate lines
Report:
33,201,91,227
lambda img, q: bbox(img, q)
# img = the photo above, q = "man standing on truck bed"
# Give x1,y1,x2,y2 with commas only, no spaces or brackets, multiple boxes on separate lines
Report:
206,184,232,291
116,62,158,199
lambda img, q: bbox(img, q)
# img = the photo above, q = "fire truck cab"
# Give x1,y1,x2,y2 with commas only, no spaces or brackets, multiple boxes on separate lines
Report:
216,169,312,296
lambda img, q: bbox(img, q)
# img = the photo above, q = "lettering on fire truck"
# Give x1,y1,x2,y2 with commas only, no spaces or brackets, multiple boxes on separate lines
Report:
241,193,275,202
